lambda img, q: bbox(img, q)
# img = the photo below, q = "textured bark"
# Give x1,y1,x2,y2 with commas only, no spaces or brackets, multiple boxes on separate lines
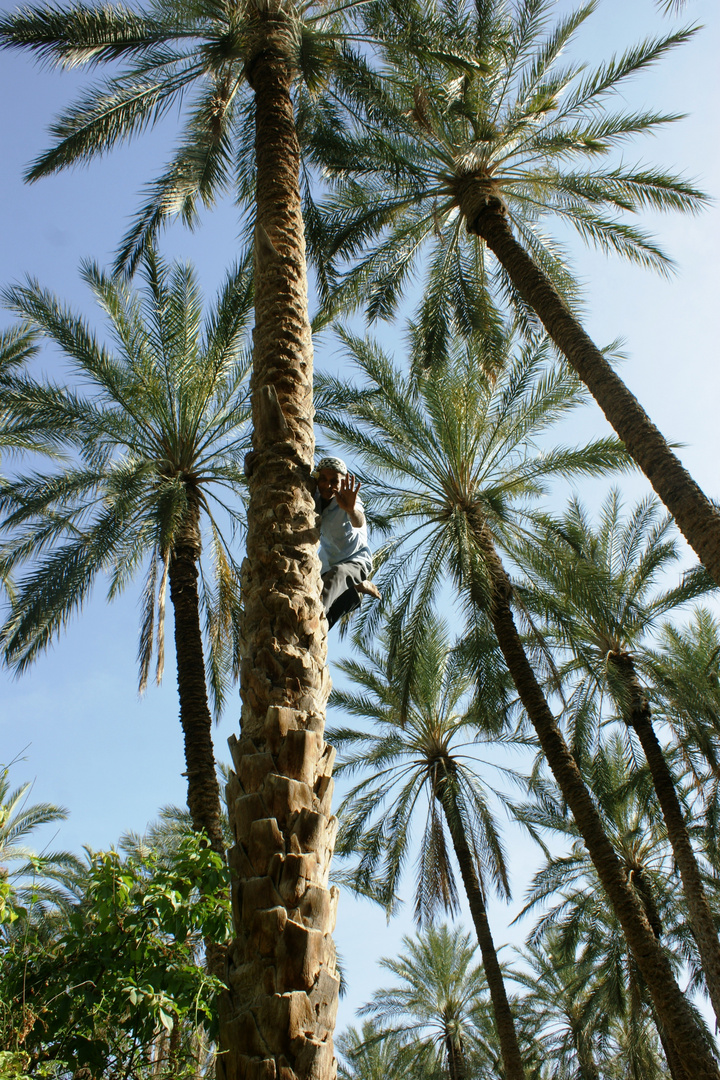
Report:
653,1007,692,1080
435,775,526,1080
574,1033,601,1080
168,506,225,860
168,499,227,983
221,17,337,1080
463,194,720,589
445,1033,469,1080
609,651,720,1026
471,523,720,1078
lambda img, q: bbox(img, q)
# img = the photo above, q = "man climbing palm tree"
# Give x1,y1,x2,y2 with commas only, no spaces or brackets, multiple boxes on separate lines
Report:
313,455,380,629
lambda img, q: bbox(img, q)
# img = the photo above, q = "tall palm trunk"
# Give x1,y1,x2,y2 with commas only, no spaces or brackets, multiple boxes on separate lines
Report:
652,1006,691,1080
471,521,720,1077
609,650,720,1025
573,1027,601,1080
462,193,720,589
445,1031,469,1080
168,534,225,858
221,13,338,1080
435,770,526,1080
168,500,227,982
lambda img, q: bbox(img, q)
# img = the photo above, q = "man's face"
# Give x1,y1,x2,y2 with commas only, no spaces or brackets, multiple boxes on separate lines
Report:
317,468,344,501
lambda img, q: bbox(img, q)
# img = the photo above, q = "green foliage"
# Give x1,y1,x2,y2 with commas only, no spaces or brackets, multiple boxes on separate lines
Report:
1,832,230,1079
0,0,376,274
0,251,252,715
316,324,628,711
307,0,706,361
330,616,513,922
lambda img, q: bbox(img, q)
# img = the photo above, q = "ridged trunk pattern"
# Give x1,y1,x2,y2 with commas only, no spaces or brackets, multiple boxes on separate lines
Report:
436,777,526,1080
168,501,227,982
221,20,338,1080
445,1033,469,1080
463,194,720,590
473,524,720,1078
653,1006,692,1080
610,650,720,1026
168,511,225,860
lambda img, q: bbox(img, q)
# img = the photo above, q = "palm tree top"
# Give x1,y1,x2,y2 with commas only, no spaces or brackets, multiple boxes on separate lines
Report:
0,251,252,705
320,327,625,530
361,923,487,1045
2,250,252,525
0,762,82,913
509,487,715,761
330,614,516,921
316,325,628,673
0,0,375,272
517,490,714,658
308,0,706,339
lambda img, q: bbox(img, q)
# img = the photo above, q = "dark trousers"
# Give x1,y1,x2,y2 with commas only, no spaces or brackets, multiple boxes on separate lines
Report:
321,560,368,629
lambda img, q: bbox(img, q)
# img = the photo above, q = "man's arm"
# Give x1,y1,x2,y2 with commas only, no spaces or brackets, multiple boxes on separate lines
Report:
335,473,365,528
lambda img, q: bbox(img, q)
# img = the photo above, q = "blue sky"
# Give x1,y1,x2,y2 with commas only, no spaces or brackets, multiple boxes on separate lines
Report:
1,0,719,1032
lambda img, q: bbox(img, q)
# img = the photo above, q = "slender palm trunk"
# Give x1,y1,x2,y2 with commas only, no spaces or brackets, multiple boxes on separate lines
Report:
651,1006,691,1080
610,651,720,1025
435,777,526,1080
168,531,225,859
168,504,227,982
221,15,338,1080
463,195,720,589
574,1031,601,1080
445,1032,469,1080
471,522,720,1077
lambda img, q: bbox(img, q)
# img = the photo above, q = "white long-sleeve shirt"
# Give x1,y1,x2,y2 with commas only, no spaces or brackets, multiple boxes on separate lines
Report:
316,493,372,575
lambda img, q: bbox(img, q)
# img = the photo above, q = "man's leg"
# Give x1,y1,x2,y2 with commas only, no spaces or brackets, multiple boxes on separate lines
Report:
321,562,366,629
355,579,381,600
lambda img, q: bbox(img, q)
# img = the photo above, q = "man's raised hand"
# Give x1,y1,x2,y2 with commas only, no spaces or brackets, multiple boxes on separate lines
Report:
335,472,361,513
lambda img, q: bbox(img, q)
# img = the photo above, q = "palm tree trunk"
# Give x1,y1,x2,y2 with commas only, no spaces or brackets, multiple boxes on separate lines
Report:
221,15,338,1080
472,522,720,1078
464,195,720,589
652,1007,691,1080
574,1033,601,1080
168,537,225,859
445,1032,469,1080
436,778,526,1080
168,508,227,983
610,650,720,1026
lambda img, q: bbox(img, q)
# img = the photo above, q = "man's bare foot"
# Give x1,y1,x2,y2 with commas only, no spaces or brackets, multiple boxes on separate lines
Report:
356,580,382,601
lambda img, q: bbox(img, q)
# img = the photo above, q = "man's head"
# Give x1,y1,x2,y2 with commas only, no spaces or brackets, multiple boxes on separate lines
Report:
315,456,347,501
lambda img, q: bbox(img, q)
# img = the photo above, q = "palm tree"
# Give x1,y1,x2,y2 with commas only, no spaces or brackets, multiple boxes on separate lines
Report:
646,608,720,864
316,329,720,1076
336,1022,414,1080
329,617,528,1080
515,934,675,1080
0,2,371,1069
1,252,253,859
0,762,81,919
514,492,720,1023
359,924,494,1080
512,937,609,1080
513,733,712,1080
311,0,720,587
